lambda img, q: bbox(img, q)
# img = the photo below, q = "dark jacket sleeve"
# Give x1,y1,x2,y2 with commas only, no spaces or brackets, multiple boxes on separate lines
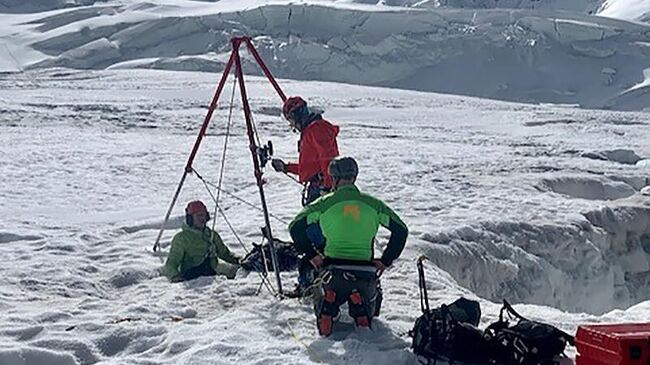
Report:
289,216,320,260
376,201,408,267
306,223,325,248
380,218,408,267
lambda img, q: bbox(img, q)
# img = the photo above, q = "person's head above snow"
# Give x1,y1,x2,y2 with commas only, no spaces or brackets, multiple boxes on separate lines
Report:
282,96,314,132
185,200,209,229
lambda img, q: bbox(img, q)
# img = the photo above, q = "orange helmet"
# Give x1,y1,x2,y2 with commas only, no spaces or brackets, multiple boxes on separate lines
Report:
282,96,307,120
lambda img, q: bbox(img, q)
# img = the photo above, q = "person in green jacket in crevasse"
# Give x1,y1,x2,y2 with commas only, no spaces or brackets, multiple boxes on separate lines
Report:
161,200,242,282
289,157,408,336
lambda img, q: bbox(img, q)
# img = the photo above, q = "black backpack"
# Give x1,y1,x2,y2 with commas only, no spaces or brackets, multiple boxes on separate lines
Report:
410,257,575,365
410,257,493,364
239,238,300,273
485,300,575,365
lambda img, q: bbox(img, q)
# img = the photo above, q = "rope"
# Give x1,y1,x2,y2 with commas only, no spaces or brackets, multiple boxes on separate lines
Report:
184,75,285,298
192,169,290,225
212,73,238,222
286,318,323,363
210,73,238,242
249,104,263,148
195,168,278,297
282,171,303,185
195,170,248,253
296,275,324,304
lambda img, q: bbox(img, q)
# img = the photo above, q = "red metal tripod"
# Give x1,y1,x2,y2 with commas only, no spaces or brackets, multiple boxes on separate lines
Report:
153,36,287,294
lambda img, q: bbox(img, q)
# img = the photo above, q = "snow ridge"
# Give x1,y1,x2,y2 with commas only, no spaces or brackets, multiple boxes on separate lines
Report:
1,1,650,109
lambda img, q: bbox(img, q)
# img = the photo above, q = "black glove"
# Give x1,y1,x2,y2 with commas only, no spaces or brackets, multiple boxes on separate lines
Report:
271,159,287,173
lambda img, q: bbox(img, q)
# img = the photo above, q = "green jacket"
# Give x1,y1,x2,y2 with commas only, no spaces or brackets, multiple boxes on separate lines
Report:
289,184,408,266
161,223,239,279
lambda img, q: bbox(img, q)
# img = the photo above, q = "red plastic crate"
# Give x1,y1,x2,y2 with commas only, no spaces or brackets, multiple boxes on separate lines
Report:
576,323,650,365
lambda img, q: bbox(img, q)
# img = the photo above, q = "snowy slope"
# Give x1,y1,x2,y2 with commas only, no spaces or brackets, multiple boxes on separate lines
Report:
417,0,604,12
0,0,624,13
0,0,104,14
1,0,650,109
0,69,649,364
598,0,650,23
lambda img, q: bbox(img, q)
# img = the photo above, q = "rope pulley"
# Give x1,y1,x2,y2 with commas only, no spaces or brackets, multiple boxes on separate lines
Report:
257,140,274,169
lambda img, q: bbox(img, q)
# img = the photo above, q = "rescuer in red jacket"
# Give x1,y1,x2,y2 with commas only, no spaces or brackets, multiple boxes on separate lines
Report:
272,96,340,206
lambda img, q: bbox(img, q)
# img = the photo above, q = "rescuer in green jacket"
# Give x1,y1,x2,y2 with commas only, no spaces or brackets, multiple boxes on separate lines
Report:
161,200,241,282
289,157,408,336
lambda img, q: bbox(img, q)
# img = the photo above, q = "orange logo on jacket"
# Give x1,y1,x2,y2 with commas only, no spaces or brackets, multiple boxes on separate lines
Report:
343,204,361,222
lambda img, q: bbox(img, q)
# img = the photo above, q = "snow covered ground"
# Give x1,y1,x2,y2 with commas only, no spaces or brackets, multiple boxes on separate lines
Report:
0,68,649,364
1,0,650,109
1,0,650,364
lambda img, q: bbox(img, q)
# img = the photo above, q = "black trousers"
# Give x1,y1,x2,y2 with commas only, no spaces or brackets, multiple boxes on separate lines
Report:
181,257,216,281
314,266,382,322
302,181,330,206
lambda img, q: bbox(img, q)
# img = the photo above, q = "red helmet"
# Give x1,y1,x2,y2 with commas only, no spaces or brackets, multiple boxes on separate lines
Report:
185,200,208,215
282,96,307,120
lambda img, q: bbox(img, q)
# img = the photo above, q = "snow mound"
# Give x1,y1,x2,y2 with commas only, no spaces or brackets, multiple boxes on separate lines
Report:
94,325,166,357
0,232,43,244
106,267,151,288
37,38,122,69
603,66,650,110
435,0,603,12
108,55,228,73
539,176,637,200
598,0,650,23
606,175,650,191
0,347,77,365
120,216,183,234
0,0,106,14
28,339,99,365
419,196,650,314
1,325,44,341
582,149,644,164
173,307,197,319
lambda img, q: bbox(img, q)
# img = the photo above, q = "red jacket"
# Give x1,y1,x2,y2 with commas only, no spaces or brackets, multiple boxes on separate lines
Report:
286,118,339,188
